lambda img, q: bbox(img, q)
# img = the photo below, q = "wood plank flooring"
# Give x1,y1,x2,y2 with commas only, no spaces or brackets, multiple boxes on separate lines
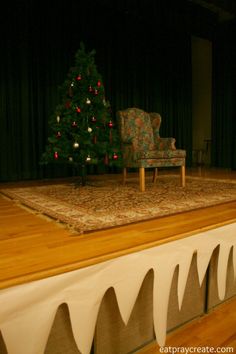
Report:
0,167,236,290
138,296,236,353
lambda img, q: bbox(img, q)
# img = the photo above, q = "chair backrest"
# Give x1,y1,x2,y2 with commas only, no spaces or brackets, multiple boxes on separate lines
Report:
149,112,162,140
117,108,155,151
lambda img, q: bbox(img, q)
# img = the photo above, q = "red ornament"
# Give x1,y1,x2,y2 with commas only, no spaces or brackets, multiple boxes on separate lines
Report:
113,153,118,160
76,74,82,81
54,151,59,159
108,120,113,128
76,107,81,113
91,116,97,123
56,131,61,138
97,80,101,87
88,85,93,92
94,89,98,95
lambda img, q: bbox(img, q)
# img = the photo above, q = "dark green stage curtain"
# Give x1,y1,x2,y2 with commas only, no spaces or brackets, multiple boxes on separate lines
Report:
0,0,192,182
98,0,192,162
212,20,236,169
0,1,83,181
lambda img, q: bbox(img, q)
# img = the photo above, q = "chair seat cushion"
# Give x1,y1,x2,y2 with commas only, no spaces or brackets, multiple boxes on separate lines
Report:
136,149,186,159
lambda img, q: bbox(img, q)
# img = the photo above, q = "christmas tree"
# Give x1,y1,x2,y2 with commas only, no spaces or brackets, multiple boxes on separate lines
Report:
41,42,121,185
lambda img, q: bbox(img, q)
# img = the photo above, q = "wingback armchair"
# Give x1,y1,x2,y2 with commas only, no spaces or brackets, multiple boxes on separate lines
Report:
117,107,186,192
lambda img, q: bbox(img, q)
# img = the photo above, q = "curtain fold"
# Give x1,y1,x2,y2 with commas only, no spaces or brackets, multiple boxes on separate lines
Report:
212,20,236,169
0,0,193,182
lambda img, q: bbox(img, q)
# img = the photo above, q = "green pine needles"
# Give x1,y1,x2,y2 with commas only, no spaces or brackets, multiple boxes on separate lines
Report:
41,42,122,177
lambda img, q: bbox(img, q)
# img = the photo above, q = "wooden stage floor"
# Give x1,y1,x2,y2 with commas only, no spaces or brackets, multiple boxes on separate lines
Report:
0,167,236,291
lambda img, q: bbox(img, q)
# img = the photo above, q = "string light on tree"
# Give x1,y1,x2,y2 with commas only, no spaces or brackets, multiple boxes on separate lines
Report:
69,82,74,97
71,121,78,128
73,142,79,148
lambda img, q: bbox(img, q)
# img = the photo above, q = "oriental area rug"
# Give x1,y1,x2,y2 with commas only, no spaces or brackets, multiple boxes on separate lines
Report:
1,175,236,234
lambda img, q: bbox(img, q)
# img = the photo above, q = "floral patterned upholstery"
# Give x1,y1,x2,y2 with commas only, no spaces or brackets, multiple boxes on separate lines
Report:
117,107,186,191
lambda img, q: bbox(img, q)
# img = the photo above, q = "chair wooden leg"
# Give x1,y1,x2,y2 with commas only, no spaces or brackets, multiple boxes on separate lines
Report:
181,165,185,187
139,167,145,192
153,168,158,183
123,167,127,185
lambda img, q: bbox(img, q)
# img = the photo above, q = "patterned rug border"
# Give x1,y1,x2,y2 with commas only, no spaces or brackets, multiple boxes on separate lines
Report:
1,175,236,234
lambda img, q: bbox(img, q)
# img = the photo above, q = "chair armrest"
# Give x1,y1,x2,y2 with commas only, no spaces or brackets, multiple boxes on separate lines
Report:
156,137,176,150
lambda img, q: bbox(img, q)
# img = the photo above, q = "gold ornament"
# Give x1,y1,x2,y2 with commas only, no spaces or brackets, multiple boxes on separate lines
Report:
86,98,91,104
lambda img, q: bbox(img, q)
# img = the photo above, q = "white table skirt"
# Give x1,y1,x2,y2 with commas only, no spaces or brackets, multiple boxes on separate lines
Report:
0,223,235,354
